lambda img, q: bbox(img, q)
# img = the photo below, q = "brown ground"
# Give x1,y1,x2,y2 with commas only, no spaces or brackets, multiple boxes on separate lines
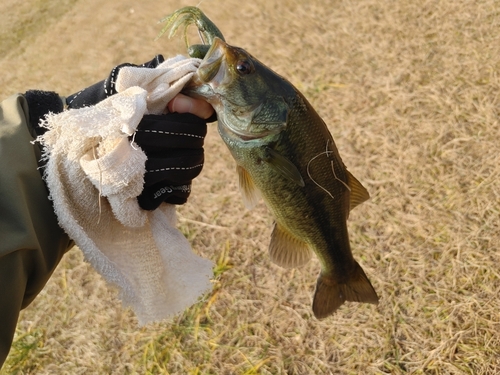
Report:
1,0,499,374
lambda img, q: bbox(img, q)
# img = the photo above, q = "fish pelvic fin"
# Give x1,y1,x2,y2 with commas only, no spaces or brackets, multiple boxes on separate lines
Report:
237,165,261,209
312,261,379,319
346,170,370,211
269,222,312,268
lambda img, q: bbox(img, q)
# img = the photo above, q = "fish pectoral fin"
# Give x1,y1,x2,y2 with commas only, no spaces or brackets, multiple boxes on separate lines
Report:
312,262,379,319
269,222,312,268
237,165,261,209
346,170,370,211
264,147,305,187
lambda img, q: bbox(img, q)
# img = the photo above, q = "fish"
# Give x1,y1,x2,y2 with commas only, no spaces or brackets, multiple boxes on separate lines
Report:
159,7,379,319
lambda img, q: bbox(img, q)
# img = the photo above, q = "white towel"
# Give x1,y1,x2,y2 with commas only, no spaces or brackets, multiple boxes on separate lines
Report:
37,55,214,325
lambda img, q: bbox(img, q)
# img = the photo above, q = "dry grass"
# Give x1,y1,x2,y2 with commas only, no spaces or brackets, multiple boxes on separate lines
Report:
1,0,499,373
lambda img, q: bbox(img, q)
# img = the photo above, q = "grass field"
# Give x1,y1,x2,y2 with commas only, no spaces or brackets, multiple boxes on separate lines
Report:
1,0,499,373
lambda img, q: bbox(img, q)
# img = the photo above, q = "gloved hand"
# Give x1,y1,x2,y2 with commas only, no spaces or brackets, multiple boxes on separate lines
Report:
134,112,207,208
25,55,214,210
65,55,165,108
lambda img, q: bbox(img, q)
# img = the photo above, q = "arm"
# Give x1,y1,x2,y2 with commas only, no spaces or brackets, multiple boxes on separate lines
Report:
0,94,73,367
0,56,214,368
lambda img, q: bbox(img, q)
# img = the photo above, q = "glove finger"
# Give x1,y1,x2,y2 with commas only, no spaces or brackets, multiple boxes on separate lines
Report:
105,55,165,96
134,113,207,152
102,55,165,98
67,55,165,109
138,181,191,210
24,90,64,135
144,149,204,187
66,80,107,108
141,54,165,68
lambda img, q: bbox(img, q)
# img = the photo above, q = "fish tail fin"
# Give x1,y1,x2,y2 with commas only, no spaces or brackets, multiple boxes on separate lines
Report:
312,261,379,319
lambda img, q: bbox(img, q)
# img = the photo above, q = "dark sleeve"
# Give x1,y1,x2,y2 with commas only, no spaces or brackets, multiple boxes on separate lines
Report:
0,94,74,368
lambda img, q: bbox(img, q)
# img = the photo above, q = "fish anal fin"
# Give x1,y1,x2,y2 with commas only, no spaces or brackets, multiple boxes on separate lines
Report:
269,223,312,268
237,165,261,209
346,170,370,211
312,261,379,319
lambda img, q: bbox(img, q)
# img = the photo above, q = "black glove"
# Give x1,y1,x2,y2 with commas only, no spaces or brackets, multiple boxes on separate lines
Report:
134,113,207,209
66,54,165,108
24,90,64,136
24,55,166,132
25,54,212,210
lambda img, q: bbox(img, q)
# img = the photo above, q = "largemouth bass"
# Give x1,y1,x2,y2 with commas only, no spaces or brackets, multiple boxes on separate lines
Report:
160,7,379,318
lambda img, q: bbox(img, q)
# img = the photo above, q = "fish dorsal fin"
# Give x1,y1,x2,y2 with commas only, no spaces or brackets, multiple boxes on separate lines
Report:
269,222,312,268
264,147,305,187
346,170,370,211
237,165,261,209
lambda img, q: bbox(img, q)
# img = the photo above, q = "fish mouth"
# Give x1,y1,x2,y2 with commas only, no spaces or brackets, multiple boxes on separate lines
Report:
186,38,284,142
184,37,228,94
197,37,226,83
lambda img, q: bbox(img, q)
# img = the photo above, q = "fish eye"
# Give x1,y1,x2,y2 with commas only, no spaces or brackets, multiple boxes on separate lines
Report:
236,60,253,75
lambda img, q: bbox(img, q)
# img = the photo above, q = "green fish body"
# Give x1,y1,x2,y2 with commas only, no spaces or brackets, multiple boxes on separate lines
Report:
216,67,378,318
161,7,379,318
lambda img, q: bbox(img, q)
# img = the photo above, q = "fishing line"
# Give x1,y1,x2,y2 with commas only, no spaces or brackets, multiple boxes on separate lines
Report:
307,151,335,200
325,140,351,192
306,140,350,200
198,29,206,44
